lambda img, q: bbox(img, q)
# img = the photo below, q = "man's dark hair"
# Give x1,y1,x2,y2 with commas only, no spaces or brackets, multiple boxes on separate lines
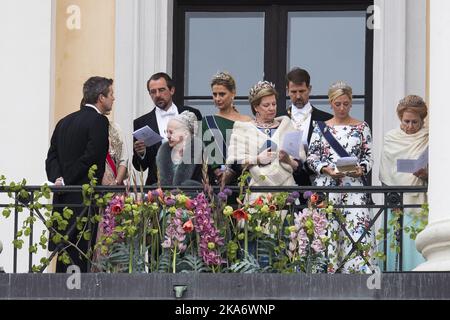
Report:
286,67,311,87
82,76,113,105
147,72,175,91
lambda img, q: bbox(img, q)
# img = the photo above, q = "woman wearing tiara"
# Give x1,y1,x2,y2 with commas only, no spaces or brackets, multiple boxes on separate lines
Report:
306,81,375,274
227,81,305,201
202,72,252,187
156,111,203,186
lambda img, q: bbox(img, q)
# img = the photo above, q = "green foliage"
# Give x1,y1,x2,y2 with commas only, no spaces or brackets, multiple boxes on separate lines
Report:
157,251,172,273
2,208,11,218
62,208,73,220
228,254,270,273
58,251,71,265
13,239,24,249
82,230,91,241
227,241,239,262
178,254,209,273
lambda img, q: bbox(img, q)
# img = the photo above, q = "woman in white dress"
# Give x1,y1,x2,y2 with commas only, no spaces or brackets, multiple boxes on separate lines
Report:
306,81,374,273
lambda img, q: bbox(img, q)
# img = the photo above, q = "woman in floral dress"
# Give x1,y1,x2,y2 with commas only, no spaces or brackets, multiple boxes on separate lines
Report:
306,81,374,274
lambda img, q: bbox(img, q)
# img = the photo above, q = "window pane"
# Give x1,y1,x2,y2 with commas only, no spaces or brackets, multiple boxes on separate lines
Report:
185,12,265,97
288,11,366,95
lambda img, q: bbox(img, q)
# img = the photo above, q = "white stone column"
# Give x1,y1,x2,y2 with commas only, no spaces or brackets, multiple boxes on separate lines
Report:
372,0,407,187
414,0,450,271
114,0,173,184
0,0,53,272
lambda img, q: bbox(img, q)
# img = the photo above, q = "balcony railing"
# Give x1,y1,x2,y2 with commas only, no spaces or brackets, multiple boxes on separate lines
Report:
0,185,427,274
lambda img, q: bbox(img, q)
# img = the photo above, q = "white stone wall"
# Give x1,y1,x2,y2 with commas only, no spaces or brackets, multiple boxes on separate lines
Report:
0,0,53,272
415,0,450,270
372,0,427,187
114,0,173,186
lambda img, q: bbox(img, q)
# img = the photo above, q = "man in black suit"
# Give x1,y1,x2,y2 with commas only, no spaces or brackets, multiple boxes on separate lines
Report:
286,67,333,186
133,72,202,185
46,76,113,272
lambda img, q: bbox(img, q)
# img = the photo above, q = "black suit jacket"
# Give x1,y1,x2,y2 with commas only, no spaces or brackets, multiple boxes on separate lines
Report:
132,105,202,185
288,104,333,186
46,106,109,185
45,106,109,255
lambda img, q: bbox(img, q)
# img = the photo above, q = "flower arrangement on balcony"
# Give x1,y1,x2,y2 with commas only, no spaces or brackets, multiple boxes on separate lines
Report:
1,170,428,273
87,170,334,273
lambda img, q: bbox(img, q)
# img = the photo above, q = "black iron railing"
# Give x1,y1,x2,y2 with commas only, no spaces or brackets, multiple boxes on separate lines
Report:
0,185,427,273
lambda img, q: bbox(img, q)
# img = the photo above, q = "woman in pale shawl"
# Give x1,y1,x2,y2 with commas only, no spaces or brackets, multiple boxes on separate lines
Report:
379,95,428,271
227,81,305,201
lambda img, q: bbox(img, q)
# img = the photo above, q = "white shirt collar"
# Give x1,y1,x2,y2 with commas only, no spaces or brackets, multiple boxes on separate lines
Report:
85,104,102,114
291,101,312,116
155,103,177,116
155,103,179,140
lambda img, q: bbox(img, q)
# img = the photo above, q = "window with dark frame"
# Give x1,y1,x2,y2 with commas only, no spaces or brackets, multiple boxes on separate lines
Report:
173,0,373,127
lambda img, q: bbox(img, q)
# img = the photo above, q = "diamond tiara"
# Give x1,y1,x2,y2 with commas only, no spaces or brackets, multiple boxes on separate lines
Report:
249,81,275,101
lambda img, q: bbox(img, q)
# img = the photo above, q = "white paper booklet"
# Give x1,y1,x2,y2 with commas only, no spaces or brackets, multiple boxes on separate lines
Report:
397,147,428,173
281,130,303,159
132,125,163,147
335,156,359,173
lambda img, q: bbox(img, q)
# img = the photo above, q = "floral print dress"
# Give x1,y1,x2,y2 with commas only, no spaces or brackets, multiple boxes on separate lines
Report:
307,121,375,273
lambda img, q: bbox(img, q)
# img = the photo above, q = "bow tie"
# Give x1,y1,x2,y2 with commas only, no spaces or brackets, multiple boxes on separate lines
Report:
160,111,176,118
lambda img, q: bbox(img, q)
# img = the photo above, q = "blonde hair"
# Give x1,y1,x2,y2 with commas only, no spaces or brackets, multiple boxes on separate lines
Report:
248,81,278,115
328,81,352,103
397,95,428,121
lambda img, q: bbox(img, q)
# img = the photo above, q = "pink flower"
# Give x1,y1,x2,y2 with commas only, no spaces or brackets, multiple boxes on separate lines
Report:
178,242,187,252
192,193,225,266
161,210,188,253
287,209,329,259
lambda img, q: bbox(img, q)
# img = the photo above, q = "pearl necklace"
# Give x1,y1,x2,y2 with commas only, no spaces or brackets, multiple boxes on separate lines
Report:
255,119,276,128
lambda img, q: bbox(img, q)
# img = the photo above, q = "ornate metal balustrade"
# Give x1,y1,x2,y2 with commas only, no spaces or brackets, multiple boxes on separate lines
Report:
0,185,427,274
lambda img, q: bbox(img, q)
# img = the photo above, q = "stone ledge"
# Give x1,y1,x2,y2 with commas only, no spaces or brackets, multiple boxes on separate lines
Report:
1,273,450,300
